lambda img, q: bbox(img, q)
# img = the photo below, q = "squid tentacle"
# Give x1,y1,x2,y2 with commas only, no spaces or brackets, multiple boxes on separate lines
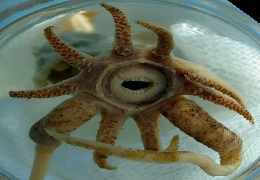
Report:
135,21,174,60
172,58,246,108
100,3,134,56
9,78,83,99
164,135,179,152
161,96,244,175
182,71,245,108
30,143,61,180
44,26,96,70
133,111,162,151
180,81,254,124
46,130,240,176
29,93,98,180
94,109,127,170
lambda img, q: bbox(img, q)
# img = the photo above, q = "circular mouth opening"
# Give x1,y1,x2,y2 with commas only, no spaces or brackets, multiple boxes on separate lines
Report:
121,79,152,91
99,62,174,108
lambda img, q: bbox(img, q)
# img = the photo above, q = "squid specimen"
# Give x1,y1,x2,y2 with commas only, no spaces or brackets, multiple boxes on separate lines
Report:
9,3,254,179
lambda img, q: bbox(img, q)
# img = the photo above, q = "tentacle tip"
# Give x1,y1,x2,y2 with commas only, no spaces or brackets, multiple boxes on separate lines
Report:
100,3,111,9
97,163,117,170
243,110,255,124
135,21,150,29
9,91,15,97
43,26,59,37
249,118,255,124
135,20,146,27
165,135,179,152
44,26,57,32
9,91,26,98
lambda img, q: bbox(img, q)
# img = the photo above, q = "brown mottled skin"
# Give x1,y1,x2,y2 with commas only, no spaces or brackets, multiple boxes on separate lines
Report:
9,3,254,180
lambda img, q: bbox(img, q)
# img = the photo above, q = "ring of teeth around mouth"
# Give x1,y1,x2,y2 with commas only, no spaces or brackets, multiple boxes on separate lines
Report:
121,77,152,93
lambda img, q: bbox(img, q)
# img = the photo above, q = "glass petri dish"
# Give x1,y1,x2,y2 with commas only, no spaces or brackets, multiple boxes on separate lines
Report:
0,0,259,180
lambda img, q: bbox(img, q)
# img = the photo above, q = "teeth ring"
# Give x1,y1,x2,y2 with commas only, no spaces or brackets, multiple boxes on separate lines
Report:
124,77,150,82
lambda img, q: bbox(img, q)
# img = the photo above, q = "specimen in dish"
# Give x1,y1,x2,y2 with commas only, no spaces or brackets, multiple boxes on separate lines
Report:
9,3,254,179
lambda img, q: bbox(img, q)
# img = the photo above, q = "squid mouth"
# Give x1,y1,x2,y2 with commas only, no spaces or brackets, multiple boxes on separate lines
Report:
97,63,176,108
121,77,152,92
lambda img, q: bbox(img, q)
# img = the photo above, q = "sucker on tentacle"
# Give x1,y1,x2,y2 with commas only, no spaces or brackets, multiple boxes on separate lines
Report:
171,57,246,107
100,3,134,56
133,110,162,151
44,26,96,70
9,78,83,99
182,71,245,108
93,109,127,170
135,21,174,60
180,81,254,123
